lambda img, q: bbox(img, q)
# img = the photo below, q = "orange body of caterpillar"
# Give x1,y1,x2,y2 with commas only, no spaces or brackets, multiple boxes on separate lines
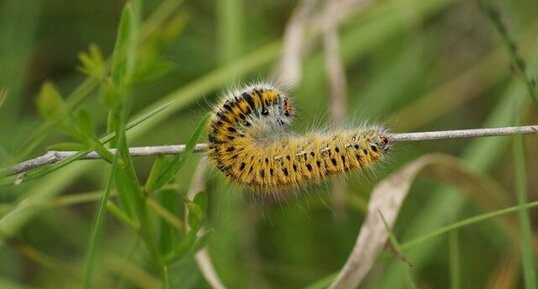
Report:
207,82,391,195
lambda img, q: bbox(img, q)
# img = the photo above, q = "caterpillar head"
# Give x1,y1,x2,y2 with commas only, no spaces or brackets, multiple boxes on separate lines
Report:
348,128,391,158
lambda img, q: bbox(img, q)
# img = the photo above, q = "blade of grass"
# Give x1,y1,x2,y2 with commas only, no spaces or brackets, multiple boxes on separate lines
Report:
81,166,117,289
107,201,139,231
163,265,170,289
449,229,461,289
147,197,183,231
399,201,538,251
379,213,417,289
145,156,166,193
217,0,244,65
513,133,537,289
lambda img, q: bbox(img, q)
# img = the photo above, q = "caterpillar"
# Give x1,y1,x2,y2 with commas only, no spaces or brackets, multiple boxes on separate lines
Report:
207,82,391,196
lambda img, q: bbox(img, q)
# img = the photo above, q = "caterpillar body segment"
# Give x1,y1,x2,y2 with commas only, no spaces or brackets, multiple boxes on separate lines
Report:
208,82,391,195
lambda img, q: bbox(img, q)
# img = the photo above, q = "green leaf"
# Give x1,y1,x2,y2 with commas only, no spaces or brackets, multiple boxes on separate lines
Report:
192,190,208,213
89,139,115,164
82,166,117,289
111,3,137,89
113,165,134,214
107,201,138,231
78,44,106,79
185,195,206,231
101,78,119,111
169,229,197,262
513,134,537,289
145,155,167,193
36,82,81,139
151,113,210,190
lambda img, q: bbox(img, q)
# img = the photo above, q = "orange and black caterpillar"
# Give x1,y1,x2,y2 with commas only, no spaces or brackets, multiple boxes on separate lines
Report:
207,82,391,196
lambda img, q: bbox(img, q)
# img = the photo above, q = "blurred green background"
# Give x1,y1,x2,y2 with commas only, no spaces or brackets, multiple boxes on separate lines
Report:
1,0,538,288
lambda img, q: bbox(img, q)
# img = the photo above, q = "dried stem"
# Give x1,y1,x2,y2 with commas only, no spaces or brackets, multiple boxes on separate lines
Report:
2,125,536,176
389,125,537,142
322,0,354,221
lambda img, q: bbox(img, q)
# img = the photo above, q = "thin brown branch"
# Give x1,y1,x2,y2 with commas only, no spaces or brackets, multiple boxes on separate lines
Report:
2,125,537,176
322,0,352,221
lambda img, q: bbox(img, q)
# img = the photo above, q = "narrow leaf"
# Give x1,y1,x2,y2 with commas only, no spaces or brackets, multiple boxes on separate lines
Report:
78,44,106,79
111,3,137,88
513,134,537,289
185,196,206,231
145,155,167,193
152,113,210,190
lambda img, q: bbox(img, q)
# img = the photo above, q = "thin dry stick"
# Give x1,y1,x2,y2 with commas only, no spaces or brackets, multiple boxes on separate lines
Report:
322,0,352,220
3,125,537,176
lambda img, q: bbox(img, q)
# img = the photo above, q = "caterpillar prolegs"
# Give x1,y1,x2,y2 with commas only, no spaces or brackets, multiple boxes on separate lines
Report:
207,82,391,195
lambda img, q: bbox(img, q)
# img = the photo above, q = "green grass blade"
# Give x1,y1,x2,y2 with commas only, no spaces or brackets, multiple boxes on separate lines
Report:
81,167,116,289
217,0,244,65
149,113,210,191
111,3,136,88
163,265,170,289
513,134,537,289
145,156,166,193
380,213,417,289
399,201,538,251
449,230,461,289
106,201,138,231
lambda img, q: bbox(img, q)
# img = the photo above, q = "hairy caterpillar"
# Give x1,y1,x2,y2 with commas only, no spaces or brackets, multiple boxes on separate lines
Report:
207,82,391,195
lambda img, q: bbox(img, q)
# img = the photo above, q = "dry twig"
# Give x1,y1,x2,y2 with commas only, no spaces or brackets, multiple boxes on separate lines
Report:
2,125,536,176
